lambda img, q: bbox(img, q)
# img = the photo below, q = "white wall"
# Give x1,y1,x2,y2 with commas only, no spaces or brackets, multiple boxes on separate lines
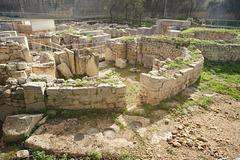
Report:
30,20,55,32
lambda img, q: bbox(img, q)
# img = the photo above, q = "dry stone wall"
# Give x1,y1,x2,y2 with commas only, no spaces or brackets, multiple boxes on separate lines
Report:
0,75,127,111
138,56,204,105
195,43,240,62
104,28,130,38
179,30,237,41
0,41,32,63
106,37,184,67
46,83,126,110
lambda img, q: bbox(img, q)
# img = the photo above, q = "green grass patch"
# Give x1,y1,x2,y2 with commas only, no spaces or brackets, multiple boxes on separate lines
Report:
125,81,139,108
171,96,213,116
197,61,240,99
113,63,151,81
123,36,141,41
165,59,191,70
75,81,87,87
99,61,115,70
181,27,240,34
120,150,142,159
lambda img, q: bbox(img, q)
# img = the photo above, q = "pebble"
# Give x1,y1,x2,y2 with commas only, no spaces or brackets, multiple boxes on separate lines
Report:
172,141,181,147
16,150,29,159
197,137,208,142
164,118,170,125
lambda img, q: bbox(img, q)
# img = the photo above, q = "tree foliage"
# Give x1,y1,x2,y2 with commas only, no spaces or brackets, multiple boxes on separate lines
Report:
100,0,121,22
207,0,240,19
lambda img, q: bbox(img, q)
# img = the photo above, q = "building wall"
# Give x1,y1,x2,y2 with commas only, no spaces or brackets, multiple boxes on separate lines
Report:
0,0,104,19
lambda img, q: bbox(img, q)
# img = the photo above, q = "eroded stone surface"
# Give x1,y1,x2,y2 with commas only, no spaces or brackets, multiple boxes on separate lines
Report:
1,114,43,142
25,117,134,155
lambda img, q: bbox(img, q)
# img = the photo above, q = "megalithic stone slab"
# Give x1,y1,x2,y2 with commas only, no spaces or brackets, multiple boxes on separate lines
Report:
1,114,43,142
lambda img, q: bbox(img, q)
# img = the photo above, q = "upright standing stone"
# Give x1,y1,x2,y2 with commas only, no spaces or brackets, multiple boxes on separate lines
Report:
23,82,46,111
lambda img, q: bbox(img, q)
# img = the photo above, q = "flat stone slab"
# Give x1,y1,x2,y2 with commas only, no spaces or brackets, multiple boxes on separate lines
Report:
25,117,134,155
1,114,43,142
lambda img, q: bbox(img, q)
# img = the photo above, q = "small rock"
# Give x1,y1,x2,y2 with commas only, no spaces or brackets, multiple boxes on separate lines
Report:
186,140,193,147
164,118,170,125
16,150,29,159
172,141,181,147
197,137,208,142
177,125,184,130
166,138,172,142
37,116,48,125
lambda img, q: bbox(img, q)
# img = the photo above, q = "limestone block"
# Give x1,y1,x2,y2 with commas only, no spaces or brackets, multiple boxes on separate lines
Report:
51,35,60,44
0,53,10,61
46,87,59,96
0,48,10,53
39,52,54,63
58,87,73,95
22,48,32,63
115,84,127,96
115,58,127,68
13,71,27,78
105,45,115,61
23,82,46,93
6,63,16,73
2,31,17,37
57,63,73,79
16,150,29,159
62,33,71,44
166,30,181,37
26,102,45,112
0,33,11,38
72,87,96,95
1,114,43,142
140,73,167,91
32,63,56,77
54,51,70,67
4,36,29,49
86,53,99,77
97,84,113,99
142,54,157,68
17,62,27,70
63,48,75,75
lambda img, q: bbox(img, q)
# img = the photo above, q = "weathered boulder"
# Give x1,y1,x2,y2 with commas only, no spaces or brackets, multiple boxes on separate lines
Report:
16,150,29,159
63,48,75,75
115,58,127,68
57,62,73,79
1,114,43,142
39,52,54,63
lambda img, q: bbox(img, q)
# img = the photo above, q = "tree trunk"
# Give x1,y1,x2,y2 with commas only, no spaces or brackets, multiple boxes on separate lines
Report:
125,4,128,20
163,0,167,18
139,13,142,26
110,7,113,23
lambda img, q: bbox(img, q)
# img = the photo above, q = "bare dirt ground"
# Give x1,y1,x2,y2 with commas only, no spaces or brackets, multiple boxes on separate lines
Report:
126,92,240,160
16,87,240,160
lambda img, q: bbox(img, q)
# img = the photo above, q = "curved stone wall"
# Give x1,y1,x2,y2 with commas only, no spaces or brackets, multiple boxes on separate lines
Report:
106,37,185,67
138,51,204,105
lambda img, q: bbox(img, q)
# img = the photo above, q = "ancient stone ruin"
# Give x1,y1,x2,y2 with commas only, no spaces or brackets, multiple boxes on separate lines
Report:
0,17,240,158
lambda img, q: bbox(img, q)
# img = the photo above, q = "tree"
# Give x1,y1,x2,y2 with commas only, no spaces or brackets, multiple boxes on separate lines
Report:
123,0,134,20
207,0,240,20
133,0,146,26
223,0,240,20
100,0,121,22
